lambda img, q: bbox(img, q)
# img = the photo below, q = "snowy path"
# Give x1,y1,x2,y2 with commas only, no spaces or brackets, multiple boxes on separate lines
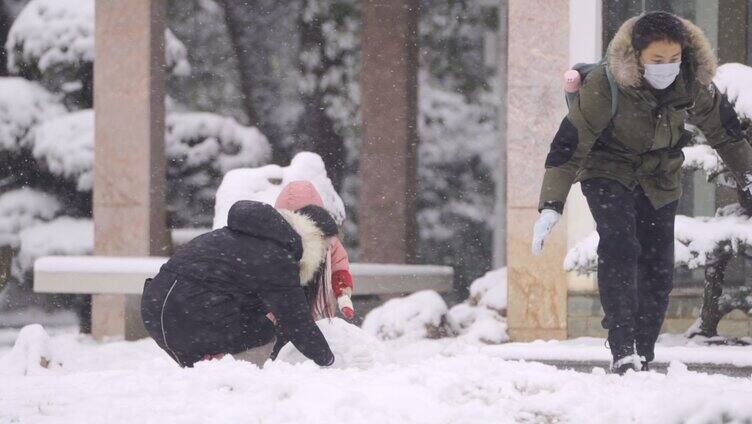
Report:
2,325,752,424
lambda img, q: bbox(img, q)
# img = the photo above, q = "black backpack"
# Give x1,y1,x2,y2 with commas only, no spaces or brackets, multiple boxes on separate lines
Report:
564,60,619,120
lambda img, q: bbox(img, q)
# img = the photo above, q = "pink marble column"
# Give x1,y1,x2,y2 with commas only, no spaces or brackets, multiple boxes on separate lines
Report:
506,0,570,341
358,0,419,264
92,0,170,340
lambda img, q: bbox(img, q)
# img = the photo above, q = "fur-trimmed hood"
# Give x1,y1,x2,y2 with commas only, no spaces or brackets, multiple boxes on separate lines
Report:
606,16,717,88
278,209,328,287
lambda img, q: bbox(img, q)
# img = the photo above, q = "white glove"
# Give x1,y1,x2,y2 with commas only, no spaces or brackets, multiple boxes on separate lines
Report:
531,209,561,256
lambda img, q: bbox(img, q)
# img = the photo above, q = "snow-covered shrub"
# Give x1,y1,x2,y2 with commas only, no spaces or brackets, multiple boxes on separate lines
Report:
0,77,65,152
447,268,508,344
0,188,61,247
213,151,346,229
276,318,387,369
6,0,190,107
362,290,450,341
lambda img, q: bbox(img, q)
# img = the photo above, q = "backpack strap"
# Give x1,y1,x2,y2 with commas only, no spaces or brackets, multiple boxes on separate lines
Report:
604,64,618,120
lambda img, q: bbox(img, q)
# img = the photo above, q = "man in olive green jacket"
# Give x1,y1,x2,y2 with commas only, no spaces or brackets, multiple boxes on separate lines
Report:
532,13,752,373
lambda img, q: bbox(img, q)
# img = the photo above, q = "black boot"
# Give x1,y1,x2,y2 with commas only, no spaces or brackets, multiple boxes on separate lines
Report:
610,354,640,375
641,361,649,372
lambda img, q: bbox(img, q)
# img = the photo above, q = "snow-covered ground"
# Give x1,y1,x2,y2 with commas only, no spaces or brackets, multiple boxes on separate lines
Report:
2,320,752,424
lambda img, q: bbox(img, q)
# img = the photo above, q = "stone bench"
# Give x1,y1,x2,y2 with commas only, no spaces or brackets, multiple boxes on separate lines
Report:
33,256,454,297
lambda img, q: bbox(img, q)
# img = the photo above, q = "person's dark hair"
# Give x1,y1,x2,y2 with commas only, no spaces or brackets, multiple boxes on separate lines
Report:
631,11,687,52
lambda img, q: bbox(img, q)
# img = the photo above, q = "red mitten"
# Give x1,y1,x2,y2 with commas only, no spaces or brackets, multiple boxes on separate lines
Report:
332,270,355,319
332,270,353,297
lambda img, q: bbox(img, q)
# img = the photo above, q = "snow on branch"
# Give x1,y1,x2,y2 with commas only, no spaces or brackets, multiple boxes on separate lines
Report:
565,211,752,275
714,63,752,121
0,77,65,152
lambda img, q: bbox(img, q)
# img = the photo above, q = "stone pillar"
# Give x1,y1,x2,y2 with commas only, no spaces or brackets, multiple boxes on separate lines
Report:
506,0,569,341
359,0,419,264
92,0,170,340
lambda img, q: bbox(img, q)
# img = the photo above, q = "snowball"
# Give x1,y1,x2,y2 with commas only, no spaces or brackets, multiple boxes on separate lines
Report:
7,0,190,77
276,318,387,369
213,151,346,228
362,290,449,341
0,77,65,152
0,188,61,243
0,324,52,376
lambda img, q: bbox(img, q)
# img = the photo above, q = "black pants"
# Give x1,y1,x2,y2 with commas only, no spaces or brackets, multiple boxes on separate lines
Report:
141,271,275,367
581,178,677,362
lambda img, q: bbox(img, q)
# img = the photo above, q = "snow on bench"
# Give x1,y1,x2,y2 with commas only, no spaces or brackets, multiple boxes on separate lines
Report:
33,256,453,297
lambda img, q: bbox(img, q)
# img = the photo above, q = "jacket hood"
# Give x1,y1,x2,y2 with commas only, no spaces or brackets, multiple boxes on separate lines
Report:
606,16,717,88
227,200,329,286
227,201,303,259
274,180,325,210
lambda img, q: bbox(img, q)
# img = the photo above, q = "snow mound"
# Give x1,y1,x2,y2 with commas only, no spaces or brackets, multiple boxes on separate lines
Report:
447,268,508,344
0,188,61,244
276,318,387,369
33,109,94,191
362,290,449,341
6,0,190,78
0,77,65,151
0,324,53,376
714,63,752,120
213,151,346,228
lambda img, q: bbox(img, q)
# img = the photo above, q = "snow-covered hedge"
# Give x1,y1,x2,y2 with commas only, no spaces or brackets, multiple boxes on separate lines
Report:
6,0,190,80
0,77,65,152
213,151,346,229
362,290,449,341
362,269,508,344
447,268,508,344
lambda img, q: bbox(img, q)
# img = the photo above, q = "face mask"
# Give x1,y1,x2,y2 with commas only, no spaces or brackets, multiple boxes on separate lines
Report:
643,62,681,89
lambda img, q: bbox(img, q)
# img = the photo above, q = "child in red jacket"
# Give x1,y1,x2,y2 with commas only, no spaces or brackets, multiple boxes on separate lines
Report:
274,180,354,319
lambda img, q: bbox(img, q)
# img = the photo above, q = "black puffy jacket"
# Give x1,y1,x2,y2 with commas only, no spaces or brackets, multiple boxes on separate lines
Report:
147,200,334,366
